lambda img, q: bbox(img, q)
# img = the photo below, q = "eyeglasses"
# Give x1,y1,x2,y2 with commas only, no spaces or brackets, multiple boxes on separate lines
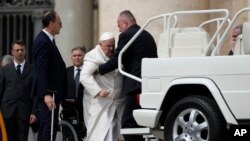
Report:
13,49,25,52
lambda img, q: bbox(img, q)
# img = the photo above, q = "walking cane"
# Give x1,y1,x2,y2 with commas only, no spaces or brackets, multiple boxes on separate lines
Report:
48,90,56,141
51,93,55,141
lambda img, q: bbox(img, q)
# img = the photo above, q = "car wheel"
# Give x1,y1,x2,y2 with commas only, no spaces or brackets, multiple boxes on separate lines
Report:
164,95,226,141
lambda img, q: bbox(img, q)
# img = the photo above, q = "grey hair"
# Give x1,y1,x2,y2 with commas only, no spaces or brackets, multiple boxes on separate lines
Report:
119,10,137,24
71,46,87,53
1,55,13,66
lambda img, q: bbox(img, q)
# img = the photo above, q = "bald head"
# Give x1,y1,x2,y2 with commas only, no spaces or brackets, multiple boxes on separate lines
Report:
119,10,136,23
42,11,62,36
117,10,137,32
42,11,57,28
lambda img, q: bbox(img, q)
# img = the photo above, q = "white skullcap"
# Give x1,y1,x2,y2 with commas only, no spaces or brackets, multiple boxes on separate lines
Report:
100,32,114,41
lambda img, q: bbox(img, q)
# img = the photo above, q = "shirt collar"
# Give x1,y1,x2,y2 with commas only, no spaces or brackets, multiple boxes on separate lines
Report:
74,65,83,71
14,60,25,68
42,29,54,42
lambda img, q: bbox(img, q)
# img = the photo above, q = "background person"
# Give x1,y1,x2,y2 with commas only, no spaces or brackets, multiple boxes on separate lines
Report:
0,55,13,67
98,10,158,141
80,32,125,141
0,40,38,141
229,24,243,55
31,11,67,141
62,46,87,139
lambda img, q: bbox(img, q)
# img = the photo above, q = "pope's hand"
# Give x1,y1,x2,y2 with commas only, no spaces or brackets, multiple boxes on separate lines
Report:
98,89,110,97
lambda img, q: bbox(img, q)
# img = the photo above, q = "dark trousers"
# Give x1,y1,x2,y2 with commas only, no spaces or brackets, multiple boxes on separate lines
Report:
37,100,59,141
4,109,29,141
122,93,144,141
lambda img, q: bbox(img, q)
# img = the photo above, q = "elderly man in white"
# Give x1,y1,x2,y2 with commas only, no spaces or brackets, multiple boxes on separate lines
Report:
80,32,125,141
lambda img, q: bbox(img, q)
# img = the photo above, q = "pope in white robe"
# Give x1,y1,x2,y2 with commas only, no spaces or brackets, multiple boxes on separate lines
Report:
80,32,125,141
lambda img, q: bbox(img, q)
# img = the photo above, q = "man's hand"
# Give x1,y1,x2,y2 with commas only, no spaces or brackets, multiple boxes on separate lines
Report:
94,69,99,75
97,89,110,97
29,114,37,124
44,95,56,111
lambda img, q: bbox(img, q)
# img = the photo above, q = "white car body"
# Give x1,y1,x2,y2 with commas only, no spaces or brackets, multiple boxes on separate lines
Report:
137,55,250,127
119,7,250,141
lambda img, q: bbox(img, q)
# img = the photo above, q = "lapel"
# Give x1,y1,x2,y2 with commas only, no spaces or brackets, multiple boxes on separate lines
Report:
11,62,30,79
69,66,75,86
41,31,65,66
52,43,65,65
21,63,30,78
67,66,76,93
9,62,19,78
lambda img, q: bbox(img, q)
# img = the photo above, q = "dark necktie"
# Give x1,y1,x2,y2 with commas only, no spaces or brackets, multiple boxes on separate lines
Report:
75,69,81,98
52,39,56,45
16,64,21,77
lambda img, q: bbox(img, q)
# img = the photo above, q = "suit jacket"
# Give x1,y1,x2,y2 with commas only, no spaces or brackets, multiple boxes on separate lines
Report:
31,31,67,103
65,66,84,100
99,24,158,95
0,62,37,120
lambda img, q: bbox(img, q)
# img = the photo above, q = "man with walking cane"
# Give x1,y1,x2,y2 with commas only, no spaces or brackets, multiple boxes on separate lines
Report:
31,11,67,141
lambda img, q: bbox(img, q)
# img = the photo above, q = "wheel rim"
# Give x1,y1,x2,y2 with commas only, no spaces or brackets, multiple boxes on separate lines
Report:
62,126,75,141
172,108,209,141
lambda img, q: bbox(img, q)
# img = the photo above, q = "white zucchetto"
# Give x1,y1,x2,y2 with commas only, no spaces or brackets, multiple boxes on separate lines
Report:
99,32,114,41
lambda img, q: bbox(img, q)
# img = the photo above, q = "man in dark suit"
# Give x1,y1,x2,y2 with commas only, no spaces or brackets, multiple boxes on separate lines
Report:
62,46,86,139
31,11,67,141
0,40,38,141
98,10,157,141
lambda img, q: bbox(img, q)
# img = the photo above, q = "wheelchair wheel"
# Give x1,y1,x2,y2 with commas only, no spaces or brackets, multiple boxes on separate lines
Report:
57,120,78,141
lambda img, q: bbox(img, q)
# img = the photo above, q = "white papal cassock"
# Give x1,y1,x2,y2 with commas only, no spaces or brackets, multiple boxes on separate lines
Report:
80,45,125,141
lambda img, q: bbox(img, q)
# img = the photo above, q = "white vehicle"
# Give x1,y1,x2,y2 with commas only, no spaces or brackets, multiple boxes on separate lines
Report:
119,7,250,141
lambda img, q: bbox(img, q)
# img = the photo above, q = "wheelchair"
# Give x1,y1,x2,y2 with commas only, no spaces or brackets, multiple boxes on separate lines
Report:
59,106,87,141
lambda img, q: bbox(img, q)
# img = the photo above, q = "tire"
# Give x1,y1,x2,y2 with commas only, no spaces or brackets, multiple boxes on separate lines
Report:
57,120,78,141
164,95,226,141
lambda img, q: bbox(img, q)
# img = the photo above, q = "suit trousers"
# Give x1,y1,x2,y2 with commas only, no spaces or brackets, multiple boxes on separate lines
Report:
37,100,59,141
121,91,144,141
4,108,29,141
